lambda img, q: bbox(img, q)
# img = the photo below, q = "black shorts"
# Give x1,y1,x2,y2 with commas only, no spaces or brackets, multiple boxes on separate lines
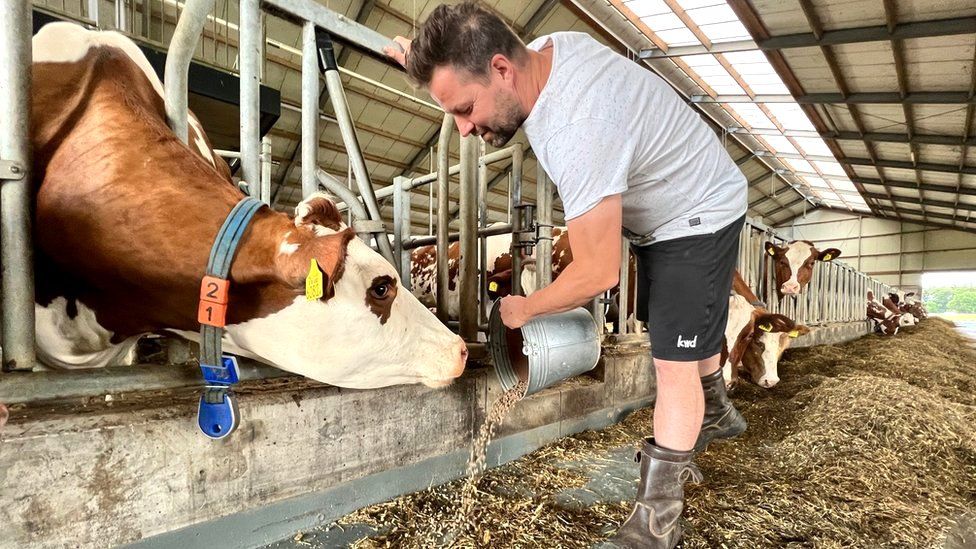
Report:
632,215,744,361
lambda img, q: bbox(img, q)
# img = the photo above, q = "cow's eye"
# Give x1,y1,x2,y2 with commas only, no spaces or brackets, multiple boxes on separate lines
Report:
370,284,390,300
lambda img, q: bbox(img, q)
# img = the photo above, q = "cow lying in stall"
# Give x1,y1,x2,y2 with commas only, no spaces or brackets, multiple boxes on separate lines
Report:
867,291,903,336
889,291,928,321
722,271,809,389
25,22,467,388
882,294,918,327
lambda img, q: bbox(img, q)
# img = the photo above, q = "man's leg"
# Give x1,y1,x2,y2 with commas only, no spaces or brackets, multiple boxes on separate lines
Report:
653,357,711,452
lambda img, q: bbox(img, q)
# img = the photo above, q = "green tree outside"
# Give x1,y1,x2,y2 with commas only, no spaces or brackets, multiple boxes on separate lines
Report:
925,287,976,314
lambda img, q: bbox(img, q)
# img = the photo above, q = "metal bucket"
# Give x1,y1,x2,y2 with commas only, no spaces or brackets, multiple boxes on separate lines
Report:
488,300,601,397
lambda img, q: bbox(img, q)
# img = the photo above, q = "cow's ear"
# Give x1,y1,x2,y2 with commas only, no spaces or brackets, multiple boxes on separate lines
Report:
788,324,811,338
764,241,783,257
755,313,794,333
295,192,344,232
486,269,513,299
817,247,841,262
276,228,356,298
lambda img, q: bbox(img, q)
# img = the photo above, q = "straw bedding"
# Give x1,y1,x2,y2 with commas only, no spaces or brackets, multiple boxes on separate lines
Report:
321,318,976,548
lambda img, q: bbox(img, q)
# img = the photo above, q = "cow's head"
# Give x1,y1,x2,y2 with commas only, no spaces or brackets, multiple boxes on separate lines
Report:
225,193,467,389
897,312,917,327
764,240,841,297
740,313,809,388
486,259,538,301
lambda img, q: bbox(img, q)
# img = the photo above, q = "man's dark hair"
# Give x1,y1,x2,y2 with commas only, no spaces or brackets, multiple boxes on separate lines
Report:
407,1,527,86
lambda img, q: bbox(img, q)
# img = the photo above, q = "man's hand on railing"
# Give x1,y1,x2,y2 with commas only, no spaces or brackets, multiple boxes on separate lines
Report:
384,36,412,68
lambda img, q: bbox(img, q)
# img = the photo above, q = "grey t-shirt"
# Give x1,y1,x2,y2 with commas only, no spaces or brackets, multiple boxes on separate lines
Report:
522,32,747,244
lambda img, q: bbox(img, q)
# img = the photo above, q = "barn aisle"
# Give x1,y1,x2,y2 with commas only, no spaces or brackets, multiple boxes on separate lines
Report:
269,318,976,548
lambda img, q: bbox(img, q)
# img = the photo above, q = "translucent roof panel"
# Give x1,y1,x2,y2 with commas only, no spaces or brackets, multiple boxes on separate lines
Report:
655,28,702,46
791,137,834,156
675,0,727,9
721,55,790,95
641,12,685,32
761,135,800,155
802,177,833,189
683,3,738,25
724,103,775,129
681,55,744,94
625,0,670,17
813,161,848,176
762,103,816,132
831,179,859,193
822,199,849,209
697,21,751,43
782,157,814,174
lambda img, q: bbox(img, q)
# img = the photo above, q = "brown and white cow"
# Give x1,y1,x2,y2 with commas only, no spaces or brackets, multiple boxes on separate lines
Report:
722,271,808,388
890,291,928,321
410,227,639,329
866,291,902,336
764,240,842,297
26,23,466,388
882,294,917,327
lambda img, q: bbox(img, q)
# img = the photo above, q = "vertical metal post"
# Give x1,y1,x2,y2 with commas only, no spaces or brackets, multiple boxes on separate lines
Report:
535,163,553,289
0,0,35,372
435,114,453,323
393,176,412,288
510,146,525,296
240,0,261,199
617,237,629,335
477,141,489,326
458,135,479,341
301,21,319,199
319,35,394,264
164,0,215,144
115,0,128,31
591,297,606,339
87,0,100,25
260,136,272,204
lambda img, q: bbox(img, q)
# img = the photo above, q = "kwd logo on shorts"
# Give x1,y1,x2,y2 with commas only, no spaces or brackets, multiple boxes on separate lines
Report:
676,334,698,348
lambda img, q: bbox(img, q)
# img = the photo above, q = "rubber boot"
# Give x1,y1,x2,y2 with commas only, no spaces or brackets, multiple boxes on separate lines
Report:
606,439,703,549
693,369,748,453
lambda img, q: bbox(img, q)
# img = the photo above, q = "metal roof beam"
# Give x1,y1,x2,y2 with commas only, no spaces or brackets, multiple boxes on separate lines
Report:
639,39,757,59
861,191,976,212
853,176,976,197
820,131,976,147
691,92,976,104
842,157,976,175
758,16,976,50
873,205,976,224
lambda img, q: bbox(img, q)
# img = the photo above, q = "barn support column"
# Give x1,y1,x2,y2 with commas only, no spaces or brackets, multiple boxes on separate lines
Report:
300,21,319,199
163,0,215,144
535,165,554,288
0,0,36,372
435,114,453,323
458,134,479,341
240,0,262,199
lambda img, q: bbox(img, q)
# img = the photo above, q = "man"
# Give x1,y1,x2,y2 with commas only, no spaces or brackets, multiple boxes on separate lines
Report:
386,3,747,547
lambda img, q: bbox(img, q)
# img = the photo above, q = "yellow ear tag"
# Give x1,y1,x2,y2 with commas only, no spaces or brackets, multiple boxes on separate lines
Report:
767,248,776,256
306,258,324,301
758,323,773,332
823,253,832,261
488,281,499,292
788,329,800,338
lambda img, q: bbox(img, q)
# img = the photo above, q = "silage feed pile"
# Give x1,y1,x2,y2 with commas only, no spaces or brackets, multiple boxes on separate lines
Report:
314,318,976,548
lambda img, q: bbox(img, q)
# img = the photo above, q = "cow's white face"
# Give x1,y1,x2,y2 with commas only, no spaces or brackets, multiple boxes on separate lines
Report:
742,315,809,389
765,241,841,297
225,195,467,389
898,312,917,327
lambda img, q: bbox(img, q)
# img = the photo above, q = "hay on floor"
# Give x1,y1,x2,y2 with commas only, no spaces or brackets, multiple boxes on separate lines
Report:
329,318,976,548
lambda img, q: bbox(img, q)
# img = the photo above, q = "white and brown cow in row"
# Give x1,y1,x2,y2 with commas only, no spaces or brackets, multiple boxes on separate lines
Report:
722,271,809,388
866,291,903,336
889,291,928,320
24,23,466,388
409,227,638,329
765,240,842,298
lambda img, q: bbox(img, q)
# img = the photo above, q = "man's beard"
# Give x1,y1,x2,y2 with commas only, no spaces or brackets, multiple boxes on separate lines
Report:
481,92,526,147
